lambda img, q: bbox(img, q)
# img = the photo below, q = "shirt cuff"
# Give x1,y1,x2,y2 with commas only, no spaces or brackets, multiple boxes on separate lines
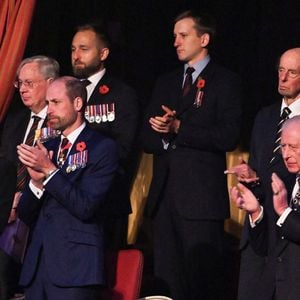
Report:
29,180,45,199
276,207,292,227
249,206,264,228
43,169,59,185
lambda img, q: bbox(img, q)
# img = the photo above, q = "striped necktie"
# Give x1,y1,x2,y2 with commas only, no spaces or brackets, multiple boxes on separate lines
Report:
270,107,291,164
291,175,300,210
57,137,71,168
16,116,41,191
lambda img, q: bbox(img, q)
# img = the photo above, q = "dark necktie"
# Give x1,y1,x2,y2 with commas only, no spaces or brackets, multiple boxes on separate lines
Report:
182,67,195,97
270,107,291,164
58,137,71,168
16,116,41,191
291,175,300,210
81,79,91,87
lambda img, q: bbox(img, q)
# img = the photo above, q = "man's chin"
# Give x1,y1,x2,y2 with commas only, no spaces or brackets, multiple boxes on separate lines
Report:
73,68,87,79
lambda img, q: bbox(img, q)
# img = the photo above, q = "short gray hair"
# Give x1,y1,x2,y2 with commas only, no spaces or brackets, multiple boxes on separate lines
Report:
17,55,60,79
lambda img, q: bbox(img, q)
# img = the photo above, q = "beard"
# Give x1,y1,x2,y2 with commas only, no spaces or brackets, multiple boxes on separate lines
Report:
72,59,102,79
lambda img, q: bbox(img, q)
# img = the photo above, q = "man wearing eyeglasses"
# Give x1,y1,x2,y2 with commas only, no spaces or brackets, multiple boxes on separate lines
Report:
0,55,59,300
226,47,300,299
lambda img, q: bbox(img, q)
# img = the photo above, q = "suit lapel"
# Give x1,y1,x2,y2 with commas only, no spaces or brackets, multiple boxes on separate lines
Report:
177,61,215,116
88,73,113,105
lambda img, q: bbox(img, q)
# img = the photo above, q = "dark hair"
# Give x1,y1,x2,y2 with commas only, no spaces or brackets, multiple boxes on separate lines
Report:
75,23,111,49
174,10,216,45
56,76,87,114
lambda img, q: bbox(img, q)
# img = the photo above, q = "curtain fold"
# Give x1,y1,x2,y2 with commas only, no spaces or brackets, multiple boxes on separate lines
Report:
0,0,36,122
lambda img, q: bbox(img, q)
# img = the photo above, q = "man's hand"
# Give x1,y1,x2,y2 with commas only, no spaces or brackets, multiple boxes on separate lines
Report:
230,183,261,219
17,141,56,186
271,172,289,216
225,156,259,183
149,105,180,134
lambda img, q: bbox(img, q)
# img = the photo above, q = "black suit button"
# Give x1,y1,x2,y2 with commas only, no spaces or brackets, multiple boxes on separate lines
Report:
171,144,176,149
277,257,283,263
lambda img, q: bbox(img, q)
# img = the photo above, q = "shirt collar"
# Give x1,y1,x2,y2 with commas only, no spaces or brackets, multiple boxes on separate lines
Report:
31,105,47,120
62,122,86,146
184,55,211,82
281,97,300,118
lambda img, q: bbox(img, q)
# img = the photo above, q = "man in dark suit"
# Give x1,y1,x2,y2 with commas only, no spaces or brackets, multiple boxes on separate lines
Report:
226,47,300,299
71,24,139,249
0,55,59,300
231,114,300,299
142,10,242,299
17,76,118,300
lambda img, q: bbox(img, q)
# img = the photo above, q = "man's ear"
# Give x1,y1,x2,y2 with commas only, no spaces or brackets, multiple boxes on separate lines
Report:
74,97,83,112
200,33,210,48
100,48,109,61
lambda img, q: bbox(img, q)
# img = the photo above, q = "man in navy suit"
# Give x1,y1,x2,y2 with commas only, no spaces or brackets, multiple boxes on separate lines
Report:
142,10,242,299
226,47,300,299
71,24,139,249
231,115,300,299
17,76,118,300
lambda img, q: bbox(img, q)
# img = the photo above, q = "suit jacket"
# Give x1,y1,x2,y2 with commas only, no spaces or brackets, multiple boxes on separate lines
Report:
249,204,300,299
0,108,47,231
18,126,118,287
142,61,242,219
0,108,32,167
240,103,298,299
241,102,295,252
86,72,139,216
0,157,16,233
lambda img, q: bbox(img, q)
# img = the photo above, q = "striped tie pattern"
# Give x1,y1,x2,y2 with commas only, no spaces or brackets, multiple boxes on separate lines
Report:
57,137,71,168
270,107,291,164
182,67,195,97
16,116,41,191
291,176,300,209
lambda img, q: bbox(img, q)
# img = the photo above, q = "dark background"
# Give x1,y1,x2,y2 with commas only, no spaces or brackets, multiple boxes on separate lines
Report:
17,0,300,149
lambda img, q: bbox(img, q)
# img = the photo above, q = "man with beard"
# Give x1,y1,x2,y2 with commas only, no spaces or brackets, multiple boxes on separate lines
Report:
17,76,118,300
71,24,139,249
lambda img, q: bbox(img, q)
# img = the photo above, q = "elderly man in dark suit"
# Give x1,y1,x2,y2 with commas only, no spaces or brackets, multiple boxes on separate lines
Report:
0,55,59,300
226,47,300,300
17,76,118,300
231,114,300,299
71,23,139,249
142,10,242,300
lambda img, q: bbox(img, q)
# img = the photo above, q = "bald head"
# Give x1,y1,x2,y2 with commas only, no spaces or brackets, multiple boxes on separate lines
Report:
278,48,300,104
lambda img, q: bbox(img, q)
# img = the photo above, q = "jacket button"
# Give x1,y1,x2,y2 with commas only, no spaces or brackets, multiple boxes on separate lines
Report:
277,257,283,262
171,144,176,149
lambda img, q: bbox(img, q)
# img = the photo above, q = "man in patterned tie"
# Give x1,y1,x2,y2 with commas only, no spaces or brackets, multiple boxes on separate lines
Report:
0,55,59,300
225,47,300,300
231,115,300,299
16,76,118,300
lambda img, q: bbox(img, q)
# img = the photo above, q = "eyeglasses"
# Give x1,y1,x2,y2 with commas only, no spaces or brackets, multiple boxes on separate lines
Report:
278,67,300,79
14,79,44,89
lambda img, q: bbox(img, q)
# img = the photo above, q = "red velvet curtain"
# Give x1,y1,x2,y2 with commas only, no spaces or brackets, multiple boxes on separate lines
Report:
0,0,36,121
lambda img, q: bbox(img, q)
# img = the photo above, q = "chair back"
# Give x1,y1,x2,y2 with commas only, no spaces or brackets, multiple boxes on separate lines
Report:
101,249,144,300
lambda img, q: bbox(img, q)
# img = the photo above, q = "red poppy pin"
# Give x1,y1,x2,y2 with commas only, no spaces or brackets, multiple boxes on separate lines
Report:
76,141,86,152
194,77,206,108
99,85,109,95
